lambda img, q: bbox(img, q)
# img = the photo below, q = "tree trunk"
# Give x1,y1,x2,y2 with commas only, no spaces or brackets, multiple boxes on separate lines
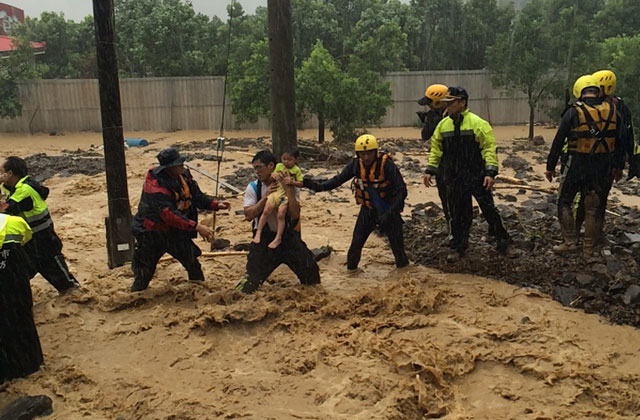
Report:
93,0,134,268
318,115,325,144
528,89,535,141
267,0,297,157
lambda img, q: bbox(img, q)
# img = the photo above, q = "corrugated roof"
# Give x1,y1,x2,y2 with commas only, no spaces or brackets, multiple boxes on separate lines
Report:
0,35,45,53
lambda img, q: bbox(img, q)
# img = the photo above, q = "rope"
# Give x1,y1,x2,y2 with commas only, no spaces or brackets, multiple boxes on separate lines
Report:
218,0,235,140
211,0,235,249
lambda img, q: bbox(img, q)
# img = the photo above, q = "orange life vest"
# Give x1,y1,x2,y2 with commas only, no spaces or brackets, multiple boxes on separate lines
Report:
352,152,392,208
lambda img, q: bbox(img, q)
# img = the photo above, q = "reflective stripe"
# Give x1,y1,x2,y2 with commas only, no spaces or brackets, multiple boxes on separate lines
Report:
31,217,53,233
54,255,77,286
442,129,474,138
3,233,23,243
25,208,50,223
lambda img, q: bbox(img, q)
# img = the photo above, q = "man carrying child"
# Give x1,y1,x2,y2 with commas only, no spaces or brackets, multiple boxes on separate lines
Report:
252,149,303,249
237,150,319,294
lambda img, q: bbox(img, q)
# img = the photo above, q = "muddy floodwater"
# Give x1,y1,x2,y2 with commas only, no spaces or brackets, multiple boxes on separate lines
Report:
1,126,639,419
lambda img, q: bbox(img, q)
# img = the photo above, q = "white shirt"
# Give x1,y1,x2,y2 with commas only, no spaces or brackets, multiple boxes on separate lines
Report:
244,180,299,232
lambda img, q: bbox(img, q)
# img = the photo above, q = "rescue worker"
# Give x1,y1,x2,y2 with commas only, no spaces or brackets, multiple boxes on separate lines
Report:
130,147,230,292
0,156,79,293
592,70,638,179
418,84,450,223
573,70,635,235
303,135,409,271
237,150,320,294
545,75,624,258
418,84,449,142
423,87,510,258
0,213,44,384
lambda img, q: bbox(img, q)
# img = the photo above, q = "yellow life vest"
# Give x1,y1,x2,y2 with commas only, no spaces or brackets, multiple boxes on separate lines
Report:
352,152,392,208
0,213,32,247
568,101,617,154
1,176,53,234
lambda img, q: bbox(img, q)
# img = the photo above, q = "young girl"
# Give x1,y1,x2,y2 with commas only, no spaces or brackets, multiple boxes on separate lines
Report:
252,149,303,249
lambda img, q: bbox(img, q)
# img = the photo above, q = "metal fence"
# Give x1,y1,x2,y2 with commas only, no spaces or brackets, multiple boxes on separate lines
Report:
0,70,538,133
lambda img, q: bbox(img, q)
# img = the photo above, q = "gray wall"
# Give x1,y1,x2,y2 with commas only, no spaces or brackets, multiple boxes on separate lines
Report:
1,70,536,133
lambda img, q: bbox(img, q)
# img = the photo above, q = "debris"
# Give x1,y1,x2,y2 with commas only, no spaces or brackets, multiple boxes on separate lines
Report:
0,395,53,420
311,246,333,262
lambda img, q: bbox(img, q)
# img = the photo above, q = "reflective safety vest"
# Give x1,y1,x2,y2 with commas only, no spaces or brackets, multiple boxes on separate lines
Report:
568,101,617,154
1,176,53,234
352,152,392,208
0,213,32,247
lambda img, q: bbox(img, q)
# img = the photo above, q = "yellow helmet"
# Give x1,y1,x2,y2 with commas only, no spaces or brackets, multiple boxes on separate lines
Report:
354,134,379,152
426,84,448,102
573,74,600,99
592,69,616,96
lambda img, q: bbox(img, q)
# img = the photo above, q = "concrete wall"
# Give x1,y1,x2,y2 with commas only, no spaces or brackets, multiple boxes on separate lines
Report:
0,70,536,133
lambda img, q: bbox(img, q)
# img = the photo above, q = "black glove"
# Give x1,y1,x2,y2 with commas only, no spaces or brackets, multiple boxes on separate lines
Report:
303,176,323,192
485,169,498,178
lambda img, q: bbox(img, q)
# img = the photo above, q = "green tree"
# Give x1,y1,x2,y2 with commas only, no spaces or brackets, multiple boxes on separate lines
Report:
328,56,393,142
598,35,640,129
228,39,271,125
0,40,41,118
296,41,343,142
291,0,342,66
10,12,95,79
115,0,214,77
346,2,408,74
487,0,562,140
461,0,514,69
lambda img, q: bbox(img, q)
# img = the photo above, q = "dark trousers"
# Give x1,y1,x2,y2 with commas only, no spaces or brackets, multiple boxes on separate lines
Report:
25,225,78,293
0,245,44,384
131,231,204,291
446,176,509,254
347,206,409,270
239,228,320,294
558,158,613,234
435,175,449,222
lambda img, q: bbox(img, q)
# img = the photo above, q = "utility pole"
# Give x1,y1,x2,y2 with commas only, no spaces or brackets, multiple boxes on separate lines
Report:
267,0,297,157
92,0,134,268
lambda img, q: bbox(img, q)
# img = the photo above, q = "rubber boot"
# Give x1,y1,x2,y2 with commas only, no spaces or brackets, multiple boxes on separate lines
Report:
553,206,577,254
582,192,600,260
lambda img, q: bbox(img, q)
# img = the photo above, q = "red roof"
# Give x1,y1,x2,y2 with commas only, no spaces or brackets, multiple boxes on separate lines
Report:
0,35,45,53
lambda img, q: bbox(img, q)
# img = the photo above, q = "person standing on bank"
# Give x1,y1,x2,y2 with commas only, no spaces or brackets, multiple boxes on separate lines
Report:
130,147,230,292
418,84,451,224
303,135,409,272
545,75,623,258
237,150,320,294
0,156,79,293
423,87,510,258
0,213,44,384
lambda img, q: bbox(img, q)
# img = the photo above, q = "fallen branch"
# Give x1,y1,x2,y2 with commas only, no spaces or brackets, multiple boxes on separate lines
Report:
494,185,556,194
159,250,248,263
495,174,527,185
605,209,622,217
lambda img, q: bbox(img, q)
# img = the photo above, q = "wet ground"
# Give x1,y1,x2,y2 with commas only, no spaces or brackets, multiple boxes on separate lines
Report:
3,127,640,419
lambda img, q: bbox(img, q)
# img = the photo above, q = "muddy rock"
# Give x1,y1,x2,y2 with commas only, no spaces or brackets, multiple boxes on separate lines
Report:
532,135,545,146
624,285,640,305
25,152,105,181
0,395,53,420
405,191,640,328
502,156,532,172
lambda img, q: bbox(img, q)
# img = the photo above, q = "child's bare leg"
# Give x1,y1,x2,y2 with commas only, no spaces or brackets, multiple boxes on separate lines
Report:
252,200,274,244
268,203,288,249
